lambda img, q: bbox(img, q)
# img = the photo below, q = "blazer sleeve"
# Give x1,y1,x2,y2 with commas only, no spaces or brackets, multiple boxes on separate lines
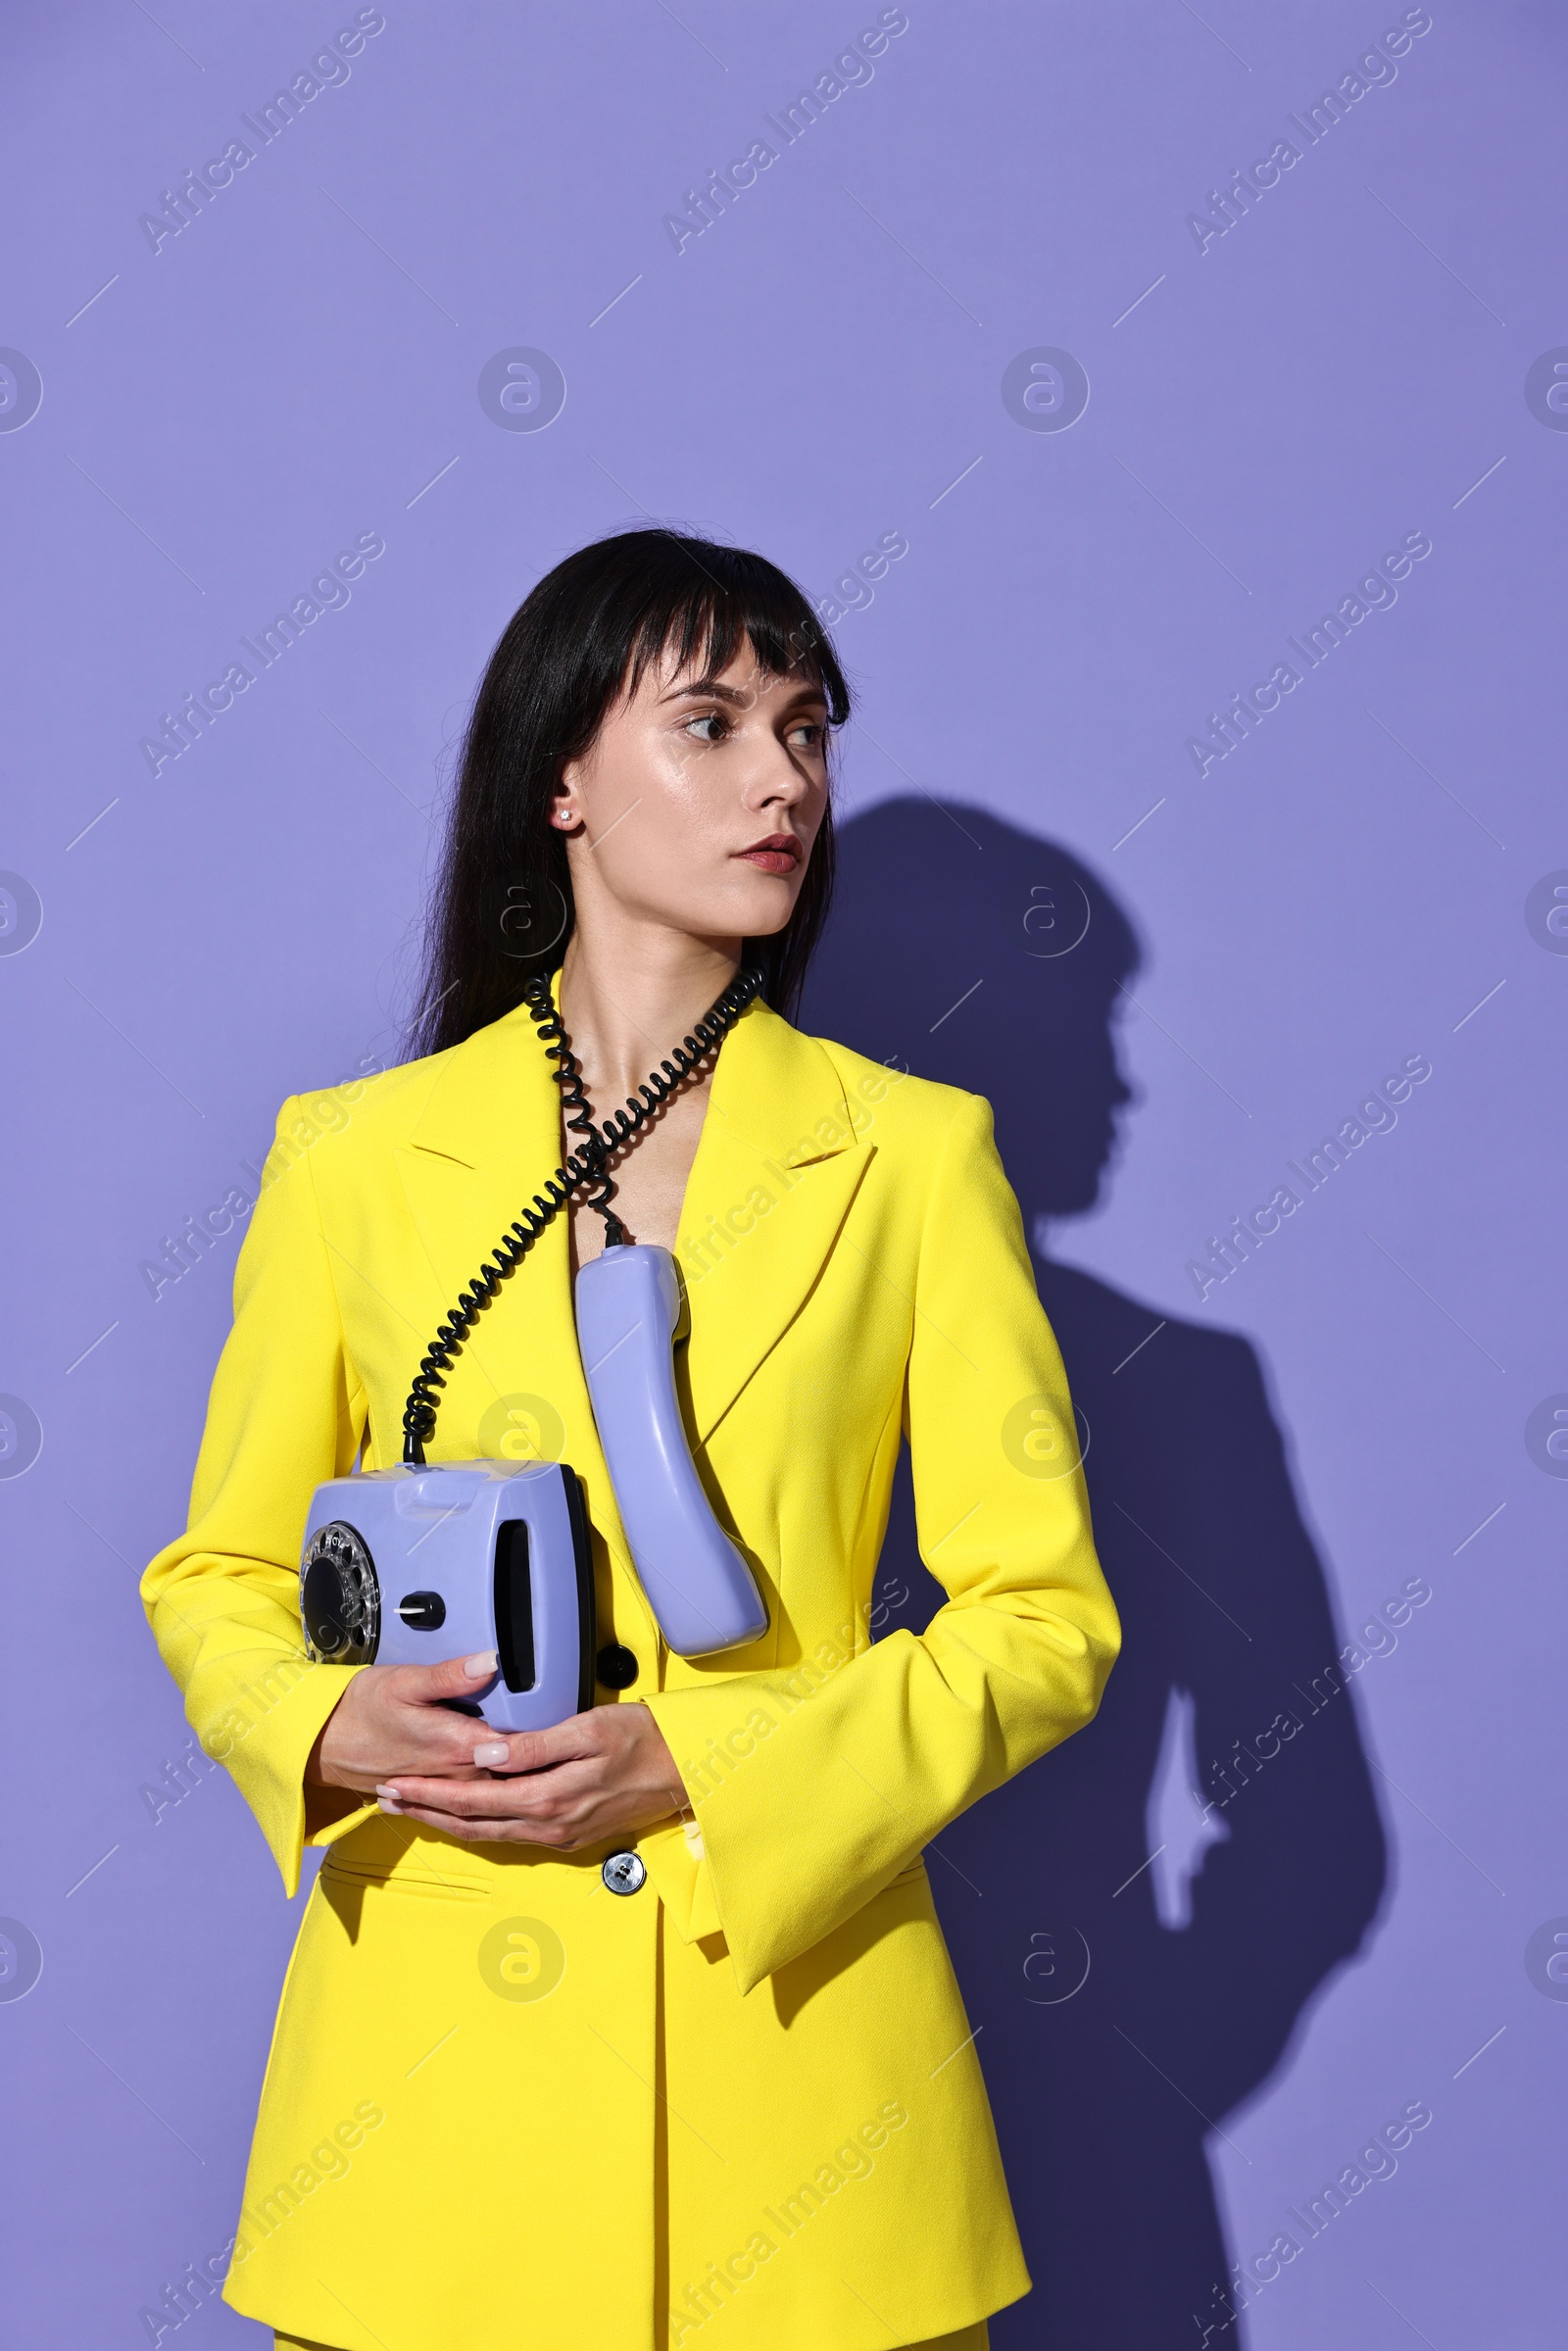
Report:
639,1091,1122,1993
140,1098,376,1892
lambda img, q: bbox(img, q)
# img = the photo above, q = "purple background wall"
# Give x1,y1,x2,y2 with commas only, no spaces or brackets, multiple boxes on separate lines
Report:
2,3,1563,2344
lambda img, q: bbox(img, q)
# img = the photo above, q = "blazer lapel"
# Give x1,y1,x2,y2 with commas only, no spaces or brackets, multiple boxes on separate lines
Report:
391,997,596,1464
676,1001,873,1445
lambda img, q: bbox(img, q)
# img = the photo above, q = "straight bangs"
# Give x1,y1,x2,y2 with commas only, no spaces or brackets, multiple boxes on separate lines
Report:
616,551,852,727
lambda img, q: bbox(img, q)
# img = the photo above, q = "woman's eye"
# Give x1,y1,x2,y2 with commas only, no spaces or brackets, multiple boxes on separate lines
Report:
790,721,826,750
684,711,728,744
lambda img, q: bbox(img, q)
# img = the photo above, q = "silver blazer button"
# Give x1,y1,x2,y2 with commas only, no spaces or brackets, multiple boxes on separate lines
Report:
602,1849,647,1896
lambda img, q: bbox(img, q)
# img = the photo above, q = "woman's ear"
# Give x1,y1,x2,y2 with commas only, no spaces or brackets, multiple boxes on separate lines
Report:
549,767,582,831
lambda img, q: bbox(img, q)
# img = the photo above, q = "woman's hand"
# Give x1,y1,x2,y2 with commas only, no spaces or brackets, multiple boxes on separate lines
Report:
308,1646,691,1850
308,1647,517,1793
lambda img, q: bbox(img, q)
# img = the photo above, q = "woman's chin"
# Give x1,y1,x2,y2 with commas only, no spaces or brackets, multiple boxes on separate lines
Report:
688,872,802,942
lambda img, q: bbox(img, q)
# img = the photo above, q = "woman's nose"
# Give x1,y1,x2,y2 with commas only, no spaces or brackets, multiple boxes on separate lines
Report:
741,733,812,806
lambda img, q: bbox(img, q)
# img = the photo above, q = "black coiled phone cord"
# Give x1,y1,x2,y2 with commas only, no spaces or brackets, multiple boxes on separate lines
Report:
400,963,765,1464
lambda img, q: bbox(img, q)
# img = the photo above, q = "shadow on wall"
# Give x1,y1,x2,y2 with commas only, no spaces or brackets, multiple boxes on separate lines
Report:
799,798,1388,2351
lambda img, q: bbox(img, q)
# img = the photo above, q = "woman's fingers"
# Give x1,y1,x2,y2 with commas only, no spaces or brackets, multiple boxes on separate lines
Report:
381,1764,597,1820
470,1710,606,1776
380,1766,597,1847
375,1704,684,1848
390,1647,503,1706
381,1801,577,1847
323,1690,681,1839
380,1710,632,1803
311,1650,517,1789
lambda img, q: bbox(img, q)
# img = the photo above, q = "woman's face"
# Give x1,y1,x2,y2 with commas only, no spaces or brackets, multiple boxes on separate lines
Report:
553,633,831,955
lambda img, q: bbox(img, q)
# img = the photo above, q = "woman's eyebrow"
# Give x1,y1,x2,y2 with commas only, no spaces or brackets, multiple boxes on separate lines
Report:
660,675,829,710
660,678,750,706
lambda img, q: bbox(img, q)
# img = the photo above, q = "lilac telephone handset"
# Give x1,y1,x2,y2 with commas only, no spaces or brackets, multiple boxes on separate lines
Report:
573,1242,767,1658
299,967,769,1728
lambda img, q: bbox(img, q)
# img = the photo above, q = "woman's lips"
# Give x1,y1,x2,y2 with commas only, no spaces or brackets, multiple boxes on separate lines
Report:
735,835,802,875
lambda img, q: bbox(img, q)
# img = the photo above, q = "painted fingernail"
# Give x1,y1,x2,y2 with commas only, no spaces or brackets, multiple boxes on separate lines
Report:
374,1784,401,1799
471,1740,509,1767
464,1649,499,1679
377,1795,403,1814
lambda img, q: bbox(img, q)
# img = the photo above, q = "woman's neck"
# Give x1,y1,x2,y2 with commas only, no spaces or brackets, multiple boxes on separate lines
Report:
557,924,742,1105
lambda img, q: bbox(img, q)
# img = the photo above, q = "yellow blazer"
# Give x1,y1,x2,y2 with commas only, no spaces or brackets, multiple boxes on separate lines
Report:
142,982,1120,2351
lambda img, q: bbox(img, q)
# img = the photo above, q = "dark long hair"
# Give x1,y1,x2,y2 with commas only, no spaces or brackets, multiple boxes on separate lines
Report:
408,529,852,1058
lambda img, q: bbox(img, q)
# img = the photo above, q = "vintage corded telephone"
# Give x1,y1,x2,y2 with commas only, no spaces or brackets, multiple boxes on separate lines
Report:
297,966,770,1731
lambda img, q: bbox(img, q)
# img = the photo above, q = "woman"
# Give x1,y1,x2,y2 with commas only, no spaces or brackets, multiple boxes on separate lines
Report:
142,529,1121,2351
